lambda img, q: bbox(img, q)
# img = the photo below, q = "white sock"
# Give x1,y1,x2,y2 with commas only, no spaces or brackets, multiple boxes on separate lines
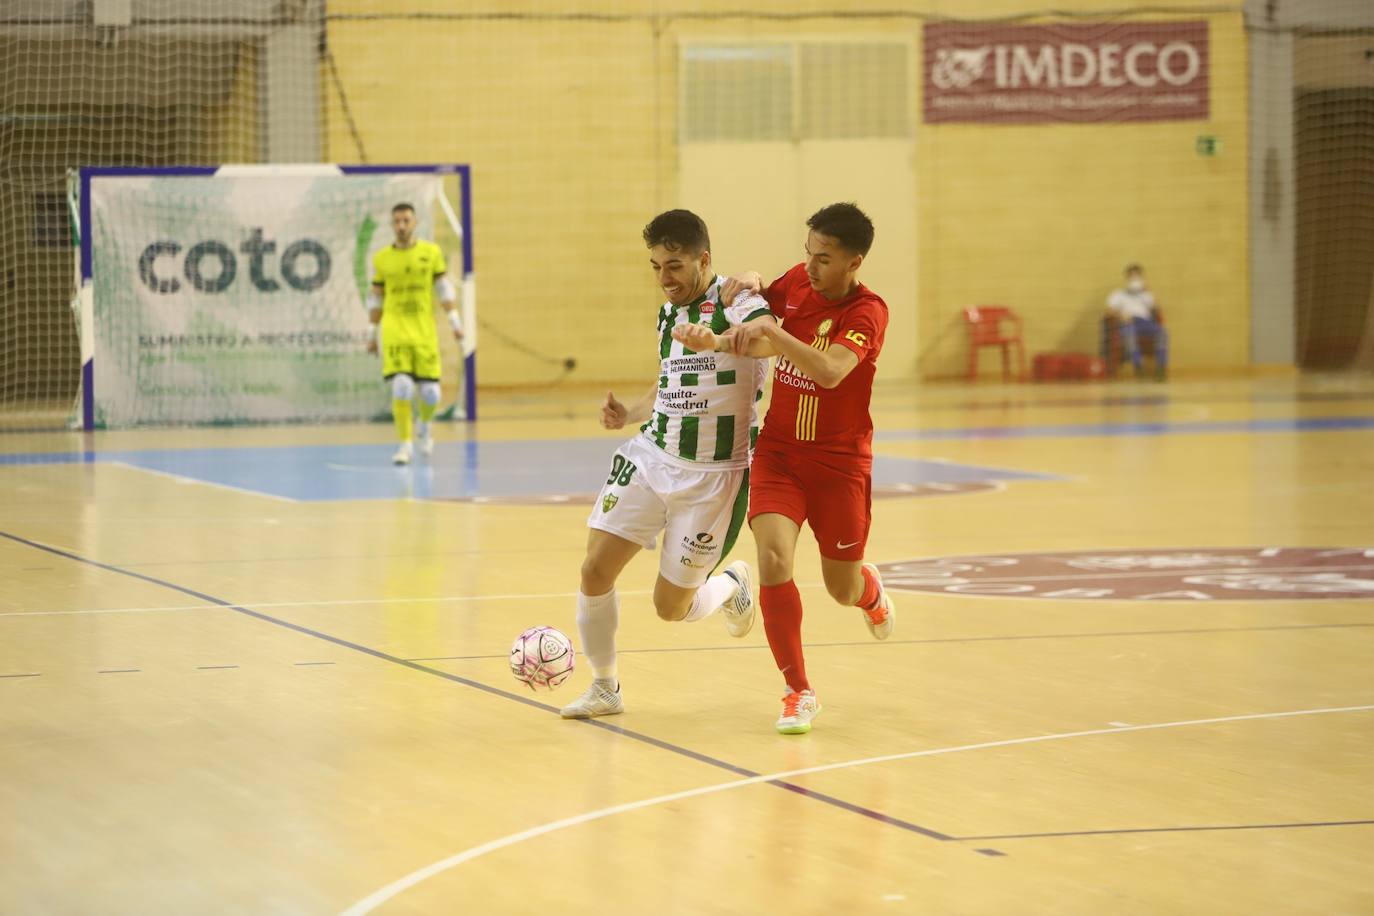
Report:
681,571,740,623
577,588,619,682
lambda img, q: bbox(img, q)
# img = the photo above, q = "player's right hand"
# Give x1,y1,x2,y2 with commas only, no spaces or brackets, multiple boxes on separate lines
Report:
671,323,717,352
601,391,627,429
721,271,763,305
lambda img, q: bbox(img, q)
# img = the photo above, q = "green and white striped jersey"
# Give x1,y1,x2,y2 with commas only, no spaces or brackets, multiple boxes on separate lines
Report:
638,276,772,470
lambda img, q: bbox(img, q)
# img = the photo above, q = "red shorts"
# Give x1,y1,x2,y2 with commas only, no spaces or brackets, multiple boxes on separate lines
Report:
747,441,872,561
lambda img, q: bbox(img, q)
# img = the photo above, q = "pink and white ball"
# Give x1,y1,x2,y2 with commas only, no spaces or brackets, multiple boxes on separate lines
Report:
509,626,575,692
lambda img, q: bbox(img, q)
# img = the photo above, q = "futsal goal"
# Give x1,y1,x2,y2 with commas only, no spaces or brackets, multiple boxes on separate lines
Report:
71,163,475,429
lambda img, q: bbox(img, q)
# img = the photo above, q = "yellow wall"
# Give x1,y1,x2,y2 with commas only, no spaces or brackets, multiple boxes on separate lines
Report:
325,2,1252,387
917,11,1251,378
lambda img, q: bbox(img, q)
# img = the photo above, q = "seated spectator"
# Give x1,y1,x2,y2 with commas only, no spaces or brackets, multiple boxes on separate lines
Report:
1104,263,1168,380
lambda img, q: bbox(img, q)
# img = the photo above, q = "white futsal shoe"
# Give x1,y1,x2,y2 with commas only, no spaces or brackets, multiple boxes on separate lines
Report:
560,679,624,719
860,563,894,640
776,688,821,735
415,421,434,457
392,441,412,466
719,560,755,638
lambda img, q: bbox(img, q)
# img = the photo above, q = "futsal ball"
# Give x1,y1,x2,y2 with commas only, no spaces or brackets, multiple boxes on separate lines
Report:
509,625,576,692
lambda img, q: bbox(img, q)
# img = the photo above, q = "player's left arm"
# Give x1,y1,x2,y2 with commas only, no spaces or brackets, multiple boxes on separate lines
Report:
670,290,776,356
432,245,462,339
755,303,880,388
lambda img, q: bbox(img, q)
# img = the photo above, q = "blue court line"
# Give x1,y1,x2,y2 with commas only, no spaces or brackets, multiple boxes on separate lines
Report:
0,528,956,846
876,414,1374,441
0,438,1058,502
910,390,1374,413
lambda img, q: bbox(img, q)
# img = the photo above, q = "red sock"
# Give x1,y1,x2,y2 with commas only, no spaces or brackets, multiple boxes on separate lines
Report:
760,580,809,693
857,565,881,611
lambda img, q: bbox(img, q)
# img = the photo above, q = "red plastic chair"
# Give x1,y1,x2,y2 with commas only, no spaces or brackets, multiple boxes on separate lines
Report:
963,305,1026,381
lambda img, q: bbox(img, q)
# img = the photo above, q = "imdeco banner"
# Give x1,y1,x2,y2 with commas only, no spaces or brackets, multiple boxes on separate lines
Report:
923,21,1210,124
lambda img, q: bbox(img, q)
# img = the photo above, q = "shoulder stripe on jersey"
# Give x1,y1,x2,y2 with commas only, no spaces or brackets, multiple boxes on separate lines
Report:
710,306,729,335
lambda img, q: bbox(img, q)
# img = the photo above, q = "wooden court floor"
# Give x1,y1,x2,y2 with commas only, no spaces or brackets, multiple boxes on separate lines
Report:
2,375,1372,914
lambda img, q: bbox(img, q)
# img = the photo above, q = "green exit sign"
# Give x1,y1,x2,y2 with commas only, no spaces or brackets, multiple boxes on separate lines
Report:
1196,135,1223,157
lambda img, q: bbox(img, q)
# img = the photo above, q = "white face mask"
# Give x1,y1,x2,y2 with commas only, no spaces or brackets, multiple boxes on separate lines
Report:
1127,278,1145,293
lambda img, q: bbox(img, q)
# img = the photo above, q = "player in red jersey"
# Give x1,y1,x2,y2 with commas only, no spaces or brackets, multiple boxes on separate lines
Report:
672,202,894,734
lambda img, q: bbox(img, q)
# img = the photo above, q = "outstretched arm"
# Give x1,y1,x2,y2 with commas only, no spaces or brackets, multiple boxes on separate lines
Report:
671,312,782,356
601,383,658,430
732,320,860,389
672,311,859,386
435,274,463,340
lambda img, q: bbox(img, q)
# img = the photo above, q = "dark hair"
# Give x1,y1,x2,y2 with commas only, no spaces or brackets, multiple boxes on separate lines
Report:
642,209,710,254
1124,263,1143,275
807,202,874,256
392,202,415,215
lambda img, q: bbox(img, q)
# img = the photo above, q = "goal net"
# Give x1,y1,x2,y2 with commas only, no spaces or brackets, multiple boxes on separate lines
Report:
73,164,475,428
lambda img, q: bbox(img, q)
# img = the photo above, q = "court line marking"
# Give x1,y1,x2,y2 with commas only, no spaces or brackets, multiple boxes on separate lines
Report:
10,525,1370,900
958,818,1374,841
15,618,1373,677
0,528,951,843
105,460,301,503
0,589,656,618
339,703,1374,915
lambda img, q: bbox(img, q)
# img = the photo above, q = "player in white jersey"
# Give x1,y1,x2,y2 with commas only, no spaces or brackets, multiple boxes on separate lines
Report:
560,209,776,720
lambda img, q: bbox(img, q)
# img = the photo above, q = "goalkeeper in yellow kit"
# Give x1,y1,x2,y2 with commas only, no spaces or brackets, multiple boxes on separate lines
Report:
366,202,463,464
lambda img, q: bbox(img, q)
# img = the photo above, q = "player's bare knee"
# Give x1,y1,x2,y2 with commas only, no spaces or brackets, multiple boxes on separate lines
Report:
825,579,863,605
653,596,690,621
579,556,617,596
756,546,793,584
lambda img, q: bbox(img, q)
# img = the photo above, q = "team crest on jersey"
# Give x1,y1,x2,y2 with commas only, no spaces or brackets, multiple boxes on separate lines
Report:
601,493,619,513
816,318,833,336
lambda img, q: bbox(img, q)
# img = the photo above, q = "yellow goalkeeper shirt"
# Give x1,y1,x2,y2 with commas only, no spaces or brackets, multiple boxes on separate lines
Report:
371,240,448,348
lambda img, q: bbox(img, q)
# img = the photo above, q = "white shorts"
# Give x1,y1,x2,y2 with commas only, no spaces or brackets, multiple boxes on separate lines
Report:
588,436,749,589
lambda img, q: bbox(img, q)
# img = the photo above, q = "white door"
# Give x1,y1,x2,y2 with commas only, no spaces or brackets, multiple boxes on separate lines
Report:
679,40,918,379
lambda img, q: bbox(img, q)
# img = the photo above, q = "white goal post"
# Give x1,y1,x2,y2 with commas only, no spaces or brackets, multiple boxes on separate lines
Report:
71,163,476,429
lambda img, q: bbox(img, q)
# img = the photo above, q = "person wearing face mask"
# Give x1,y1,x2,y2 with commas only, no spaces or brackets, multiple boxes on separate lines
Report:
1105,263,1168,380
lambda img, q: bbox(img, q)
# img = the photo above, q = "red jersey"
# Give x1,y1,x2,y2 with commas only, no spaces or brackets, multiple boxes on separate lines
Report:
758,263,887,463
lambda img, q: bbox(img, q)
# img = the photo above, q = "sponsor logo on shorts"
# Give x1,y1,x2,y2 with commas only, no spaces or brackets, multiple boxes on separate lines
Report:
680,556,707,568
837,539,861,550
601,493,619,513
681,532,718,556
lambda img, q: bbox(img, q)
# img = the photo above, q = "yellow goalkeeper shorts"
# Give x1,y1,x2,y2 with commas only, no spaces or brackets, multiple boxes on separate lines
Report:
382,341,442,381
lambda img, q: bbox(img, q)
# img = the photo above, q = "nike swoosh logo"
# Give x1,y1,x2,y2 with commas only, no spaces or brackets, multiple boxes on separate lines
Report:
837,540,860,550
785,302,798,311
